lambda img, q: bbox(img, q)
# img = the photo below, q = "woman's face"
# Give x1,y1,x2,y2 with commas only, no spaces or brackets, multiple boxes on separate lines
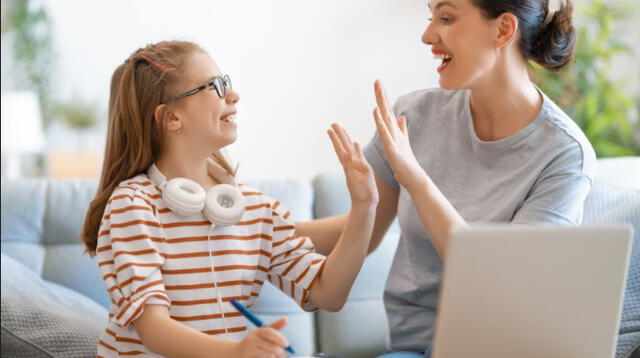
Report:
172,52,240,154
422,0,500,89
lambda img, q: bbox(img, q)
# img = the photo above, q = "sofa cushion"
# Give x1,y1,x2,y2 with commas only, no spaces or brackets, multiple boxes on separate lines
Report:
1,252,108,358
1,178,110,308
583,180,640,358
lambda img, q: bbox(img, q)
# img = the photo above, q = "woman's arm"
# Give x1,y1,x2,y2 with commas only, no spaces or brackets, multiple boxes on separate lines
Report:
372,80,467,258
307,124,378,311
135,305,290,358
398,175,467,258
296,175,400,255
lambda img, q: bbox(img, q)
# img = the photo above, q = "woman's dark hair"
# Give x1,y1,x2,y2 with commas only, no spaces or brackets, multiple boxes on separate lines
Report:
473,0,576,72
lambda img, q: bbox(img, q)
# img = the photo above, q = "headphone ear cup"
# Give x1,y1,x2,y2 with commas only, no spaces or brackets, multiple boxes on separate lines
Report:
204,184,246,226
163,178,206,216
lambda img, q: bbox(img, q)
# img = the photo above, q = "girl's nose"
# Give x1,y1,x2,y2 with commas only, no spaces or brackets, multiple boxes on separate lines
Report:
226,88,240,104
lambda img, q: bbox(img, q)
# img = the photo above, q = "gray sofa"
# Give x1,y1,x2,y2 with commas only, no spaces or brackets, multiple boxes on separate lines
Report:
1,157,639,358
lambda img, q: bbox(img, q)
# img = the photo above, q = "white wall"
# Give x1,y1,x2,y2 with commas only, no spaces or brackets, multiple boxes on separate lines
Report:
47,0,437,182
35,0,640,181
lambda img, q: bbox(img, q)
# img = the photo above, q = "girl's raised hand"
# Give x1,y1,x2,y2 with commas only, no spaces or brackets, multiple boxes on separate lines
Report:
373,80,428,191
327,123,379,207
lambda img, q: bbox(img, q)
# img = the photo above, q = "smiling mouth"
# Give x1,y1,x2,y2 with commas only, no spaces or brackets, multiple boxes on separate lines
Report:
433,53,453,72
220,113,236,124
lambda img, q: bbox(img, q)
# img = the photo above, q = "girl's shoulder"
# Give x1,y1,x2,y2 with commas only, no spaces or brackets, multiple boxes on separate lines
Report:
107,173,163,212
237,184,291,219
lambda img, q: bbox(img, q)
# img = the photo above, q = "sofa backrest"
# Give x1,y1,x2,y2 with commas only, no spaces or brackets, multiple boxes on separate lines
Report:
2,157,638,358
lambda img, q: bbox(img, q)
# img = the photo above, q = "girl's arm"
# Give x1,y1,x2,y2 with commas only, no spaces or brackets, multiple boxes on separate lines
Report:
135,305,290,358
372,80,467,258
295,174,400,256
307,124,379,311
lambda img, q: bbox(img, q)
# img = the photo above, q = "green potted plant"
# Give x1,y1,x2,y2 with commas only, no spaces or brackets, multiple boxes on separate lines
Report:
54,100,100,130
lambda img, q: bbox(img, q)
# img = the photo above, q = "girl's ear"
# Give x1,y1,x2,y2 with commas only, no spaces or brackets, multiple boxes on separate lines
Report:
154,104,182,133
495,12,519,49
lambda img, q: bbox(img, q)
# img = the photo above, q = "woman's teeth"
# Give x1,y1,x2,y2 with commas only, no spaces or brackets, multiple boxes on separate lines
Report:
434,53,453,61
434,53,453,73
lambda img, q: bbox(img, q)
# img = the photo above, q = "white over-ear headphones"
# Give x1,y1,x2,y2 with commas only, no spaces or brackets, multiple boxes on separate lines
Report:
147,158,245,226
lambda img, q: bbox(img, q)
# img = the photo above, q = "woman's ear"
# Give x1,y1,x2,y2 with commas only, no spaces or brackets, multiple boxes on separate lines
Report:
495,12,519,49
154,104,182,133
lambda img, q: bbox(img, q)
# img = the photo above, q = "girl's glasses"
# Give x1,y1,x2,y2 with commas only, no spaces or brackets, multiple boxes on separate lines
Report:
173,75,232,101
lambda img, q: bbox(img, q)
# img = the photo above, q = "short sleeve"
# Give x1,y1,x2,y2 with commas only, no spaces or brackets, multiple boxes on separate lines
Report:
267,200,327,311
512,139,594,224
512,173,592,224
96,186,170,328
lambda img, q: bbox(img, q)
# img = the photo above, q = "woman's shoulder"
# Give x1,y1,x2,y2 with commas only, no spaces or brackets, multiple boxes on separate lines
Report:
394,87,467,116
537,95,597,180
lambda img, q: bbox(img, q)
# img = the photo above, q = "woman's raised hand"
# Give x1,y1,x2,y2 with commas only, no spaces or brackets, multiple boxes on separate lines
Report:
373,80,428,191
327,123,379,207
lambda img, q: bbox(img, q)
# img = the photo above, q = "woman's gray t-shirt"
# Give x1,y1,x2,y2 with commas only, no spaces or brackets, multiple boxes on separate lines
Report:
363,88,596,352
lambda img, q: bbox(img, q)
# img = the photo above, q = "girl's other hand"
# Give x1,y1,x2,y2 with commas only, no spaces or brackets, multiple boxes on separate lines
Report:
237,317,289,358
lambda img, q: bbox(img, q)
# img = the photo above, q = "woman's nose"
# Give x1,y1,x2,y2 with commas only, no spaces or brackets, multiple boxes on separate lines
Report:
422,23,438,45
226,88,240,104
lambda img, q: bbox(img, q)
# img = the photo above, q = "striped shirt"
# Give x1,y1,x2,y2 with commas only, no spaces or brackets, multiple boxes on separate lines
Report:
95,174,327,357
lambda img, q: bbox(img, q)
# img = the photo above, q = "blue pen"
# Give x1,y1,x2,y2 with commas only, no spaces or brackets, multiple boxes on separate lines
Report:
230,298,296,355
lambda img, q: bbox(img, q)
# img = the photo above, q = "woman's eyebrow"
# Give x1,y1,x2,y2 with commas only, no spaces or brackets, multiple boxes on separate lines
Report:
428,1,458,11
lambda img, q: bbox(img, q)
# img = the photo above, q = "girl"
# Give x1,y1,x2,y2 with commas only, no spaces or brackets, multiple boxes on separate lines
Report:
296,0,596,357
81,41,378,358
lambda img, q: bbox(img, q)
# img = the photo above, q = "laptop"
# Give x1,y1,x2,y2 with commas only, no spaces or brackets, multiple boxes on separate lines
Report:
431,225,633,358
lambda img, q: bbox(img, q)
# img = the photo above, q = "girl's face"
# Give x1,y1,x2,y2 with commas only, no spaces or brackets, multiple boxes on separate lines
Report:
171,52,240,154
422,0,501,89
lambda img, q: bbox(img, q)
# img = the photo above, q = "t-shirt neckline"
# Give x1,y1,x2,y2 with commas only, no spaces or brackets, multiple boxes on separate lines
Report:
464,88,549,150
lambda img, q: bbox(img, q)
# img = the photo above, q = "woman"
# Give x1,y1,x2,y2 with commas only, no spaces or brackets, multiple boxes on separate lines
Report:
297,0,595,356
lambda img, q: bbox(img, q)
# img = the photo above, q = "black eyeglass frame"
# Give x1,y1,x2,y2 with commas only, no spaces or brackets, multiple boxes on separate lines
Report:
172,75,232,101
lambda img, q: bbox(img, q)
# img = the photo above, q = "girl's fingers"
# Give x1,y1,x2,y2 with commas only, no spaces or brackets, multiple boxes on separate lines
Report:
353,142,371,171
327,129,345,157
256,328,288,348
328,129,351,166
354,142,363,157
257,342,285,358
332,123,354,153
256,345,280,358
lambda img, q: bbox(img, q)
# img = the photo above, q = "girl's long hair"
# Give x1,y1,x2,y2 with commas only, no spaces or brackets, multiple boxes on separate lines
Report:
81,41,236,255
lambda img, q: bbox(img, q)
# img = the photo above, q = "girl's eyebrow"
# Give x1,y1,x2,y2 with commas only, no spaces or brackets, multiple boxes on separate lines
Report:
195,75,217,85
